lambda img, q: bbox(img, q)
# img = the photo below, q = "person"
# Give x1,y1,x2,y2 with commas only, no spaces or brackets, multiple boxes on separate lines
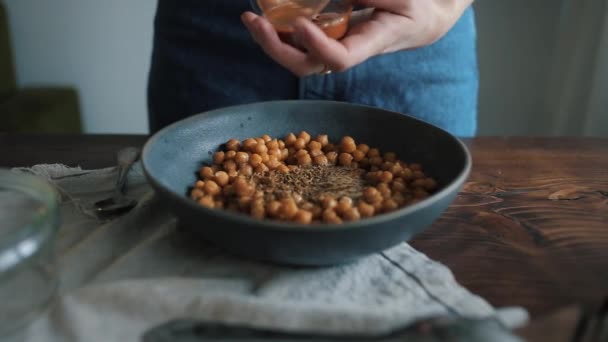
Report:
147,0,478,137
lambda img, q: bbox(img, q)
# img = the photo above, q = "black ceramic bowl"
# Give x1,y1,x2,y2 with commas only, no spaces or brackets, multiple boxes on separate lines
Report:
142,100,471,266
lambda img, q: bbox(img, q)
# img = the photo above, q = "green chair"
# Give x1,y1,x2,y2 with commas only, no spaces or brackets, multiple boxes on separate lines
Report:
0,1,82,133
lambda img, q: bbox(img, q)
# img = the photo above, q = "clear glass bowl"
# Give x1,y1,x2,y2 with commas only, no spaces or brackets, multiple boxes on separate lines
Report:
251,0,353,39
0,168,60,335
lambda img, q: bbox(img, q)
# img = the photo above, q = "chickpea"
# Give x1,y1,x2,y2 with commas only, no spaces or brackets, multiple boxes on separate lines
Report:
322,209,343,224
365,171,380,183
278,140,286,149
225,139,241,151
313,155,329,166
379,171,393,183
392,193,406,206
284,133,297,146
214,171,229,187
367,148,380,158
203,180,221,196
254,143,268,154
237,196,252,210
198,196,215,208
223,160,237,172
315,134,329,146
340,136,357,153
308,141,322,151
228,170,239,181
260,153,270,164
268,148,281,158
249,153,263,167
213,151,225,165
377,183,392,198
298,131,311,143
292,193,304,204
222,184,234,196
326,152,338,165
338,153,354,166
293,210,313,224
234,152,249,164
261,134,272,142
255,163,269,174
309,149,324,158
297,153,312,166
401,168,413,180
295,149,309,158
225,150,237,160
200,166,215,179
384,152,397,162
381,161,393,171
321,196,338,209
293,138,307,150
311,206,323,219
389,163,402,175
253,190,265,200
410,163,422,171
195,180,205,189
214,200,225,209
411,178,427,188
358,158,370,169
357,202,375,218
251,204,266,219
239,164,253,177
279,198,298,219
336,197,353,215
190,188,205,200
424,178,437,191
382,199,399,212
357,144,370,154
277,164,290,173
267,159,281,170
266,201,281,217
363,187,382,203
413,188,429,199
281,148,289,160
234,178,253,197
342,207,361,221
391,179,407,193
370,156,383,166
323,143,337,153
352,150,366,162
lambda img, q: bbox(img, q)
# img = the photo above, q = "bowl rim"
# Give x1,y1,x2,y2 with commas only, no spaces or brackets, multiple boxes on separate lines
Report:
142,100,472,233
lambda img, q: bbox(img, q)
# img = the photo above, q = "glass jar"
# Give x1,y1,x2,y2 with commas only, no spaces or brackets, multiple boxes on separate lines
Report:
251,0,353,40
0,168,60,335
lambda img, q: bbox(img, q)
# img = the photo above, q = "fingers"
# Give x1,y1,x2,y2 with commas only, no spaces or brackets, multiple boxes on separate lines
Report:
241,12,321,76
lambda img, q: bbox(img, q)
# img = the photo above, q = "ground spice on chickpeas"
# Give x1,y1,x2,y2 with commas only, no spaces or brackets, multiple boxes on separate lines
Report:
190,132,437,224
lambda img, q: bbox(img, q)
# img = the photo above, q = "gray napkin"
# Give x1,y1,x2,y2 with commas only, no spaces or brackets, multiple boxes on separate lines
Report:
10,163,528,342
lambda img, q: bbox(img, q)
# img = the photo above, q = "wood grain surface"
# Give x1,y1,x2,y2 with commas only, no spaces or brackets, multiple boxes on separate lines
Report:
1,134,607,324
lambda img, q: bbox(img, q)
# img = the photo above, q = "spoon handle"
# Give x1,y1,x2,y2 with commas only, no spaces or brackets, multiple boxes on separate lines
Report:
114,147,140,198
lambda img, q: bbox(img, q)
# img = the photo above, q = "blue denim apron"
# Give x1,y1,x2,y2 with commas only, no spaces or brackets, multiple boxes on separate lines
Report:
147,0,478,137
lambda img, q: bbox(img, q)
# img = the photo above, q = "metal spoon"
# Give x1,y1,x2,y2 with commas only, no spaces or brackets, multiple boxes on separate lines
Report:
93,147,140,217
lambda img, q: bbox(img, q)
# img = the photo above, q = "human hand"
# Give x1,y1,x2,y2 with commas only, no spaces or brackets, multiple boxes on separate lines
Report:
241,0,474,76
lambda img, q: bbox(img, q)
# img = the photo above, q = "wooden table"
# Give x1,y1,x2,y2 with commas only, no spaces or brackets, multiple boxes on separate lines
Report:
1,134,607,335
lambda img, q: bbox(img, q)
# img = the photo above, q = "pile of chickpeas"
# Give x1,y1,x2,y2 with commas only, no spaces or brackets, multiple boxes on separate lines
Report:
189,132,437,224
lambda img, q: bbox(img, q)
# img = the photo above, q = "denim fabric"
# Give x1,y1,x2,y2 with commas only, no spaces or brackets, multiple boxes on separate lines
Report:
147,0,478,137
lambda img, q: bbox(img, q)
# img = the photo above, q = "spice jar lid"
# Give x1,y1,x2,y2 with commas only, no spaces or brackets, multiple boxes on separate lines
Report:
0,169,60,275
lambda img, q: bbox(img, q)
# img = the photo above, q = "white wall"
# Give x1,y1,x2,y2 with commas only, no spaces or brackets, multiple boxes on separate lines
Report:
4,0,156,134
5,0,596,136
